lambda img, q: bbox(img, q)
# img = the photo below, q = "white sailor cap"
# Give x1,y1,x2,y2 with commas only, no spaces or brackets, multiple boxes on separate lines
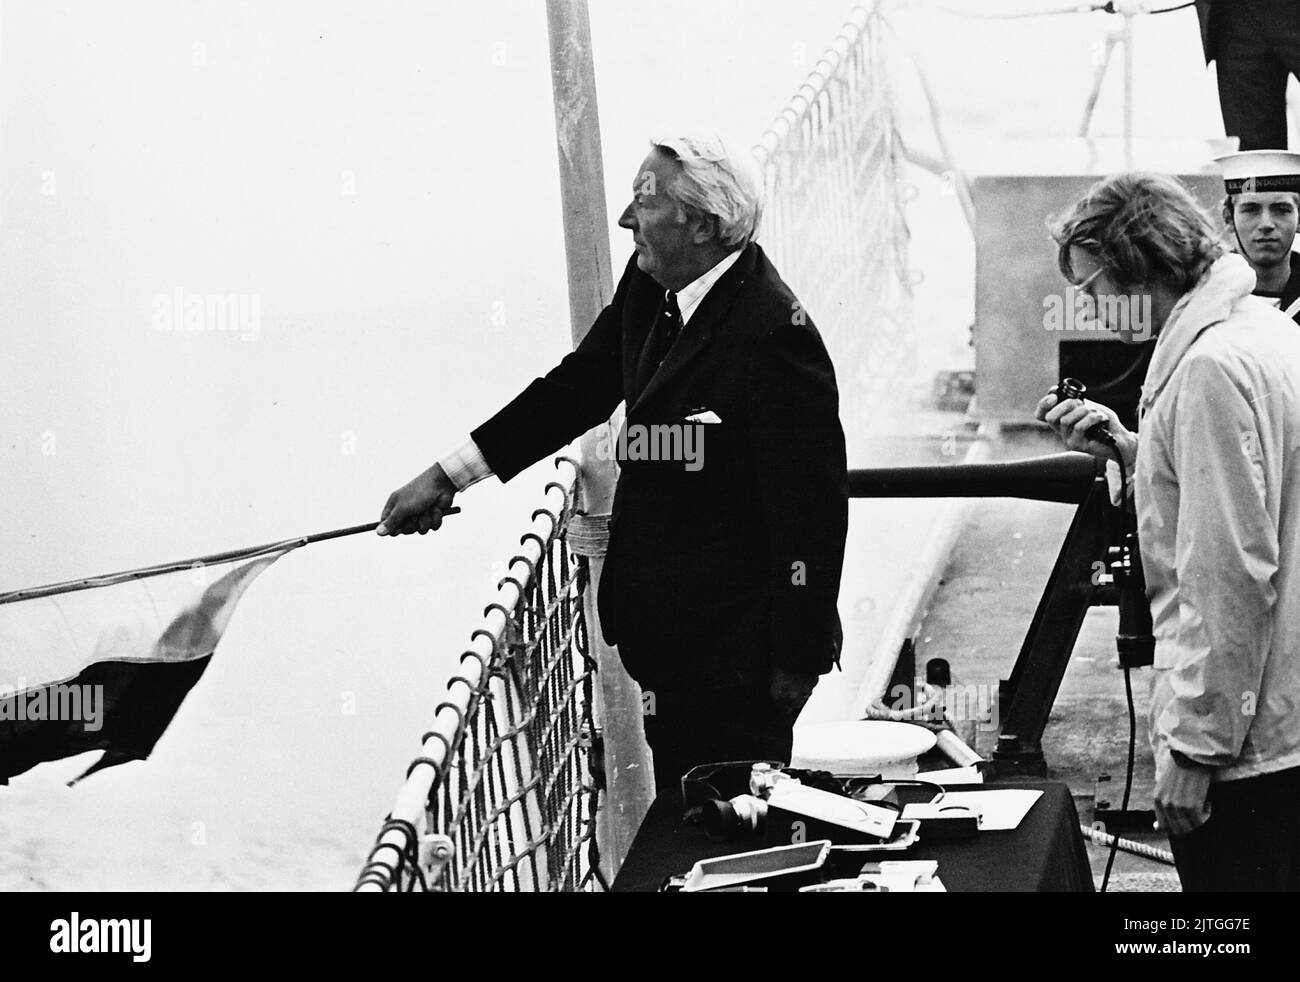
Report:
1214,150,1300,194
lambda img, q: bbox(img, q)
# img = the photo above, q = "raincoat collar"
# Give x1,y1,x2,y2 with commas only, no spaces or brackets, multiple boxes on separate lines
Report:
1139,253,1257,420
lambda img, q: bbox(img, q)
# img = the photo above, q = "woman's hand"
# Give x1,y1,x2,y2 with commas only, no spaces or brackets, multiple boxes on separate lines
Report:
1035,389,1138,473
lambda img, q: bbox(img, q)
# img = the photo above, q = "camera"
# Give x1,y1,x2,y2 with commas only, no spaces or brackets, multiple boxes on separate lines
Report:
701,794,768,840
1056,377,1116,447
694,762,801,840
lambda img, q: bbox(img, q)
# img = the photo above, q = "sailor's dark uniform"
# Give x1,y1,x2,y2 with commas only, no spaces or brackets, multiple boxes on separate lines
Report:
1255,251,1300,325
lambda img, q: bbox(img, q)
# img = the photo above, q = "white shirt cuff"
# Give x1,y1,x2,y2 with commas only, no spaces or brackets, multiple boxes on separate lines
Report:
439,438,494,491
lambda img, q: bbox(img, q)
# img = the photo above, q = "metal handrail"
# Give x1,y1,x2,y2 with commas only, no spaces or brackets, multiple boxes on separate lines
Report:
754,5,872,164
355,458,580,892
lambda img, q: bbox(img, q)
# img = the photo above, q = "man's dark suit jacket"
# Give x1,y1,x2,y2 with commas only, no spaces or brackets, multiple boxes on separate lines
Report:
470,242,848,691
1196,0,1300,62
1196,1,1215,62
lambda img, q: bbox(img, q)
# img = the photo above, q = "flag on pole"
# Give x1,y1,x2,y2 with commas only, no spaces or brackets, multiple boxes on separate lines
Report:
0,538,303,784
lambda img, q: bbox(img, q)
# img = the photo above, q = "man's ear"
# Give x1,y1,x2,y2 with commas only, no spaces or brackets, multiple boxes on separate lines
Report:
690,211,719,245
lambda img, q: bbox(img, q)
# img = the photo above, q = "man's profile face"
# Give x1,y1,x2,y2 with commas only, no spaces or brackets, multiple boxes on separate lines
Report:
1231,191,1299,268
1067,245,1155,345
617,149,699,289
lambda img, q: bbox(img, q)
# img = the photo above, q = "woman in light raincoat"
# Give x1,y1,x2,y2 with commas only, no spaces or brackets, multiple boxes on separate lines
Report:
1037,172,1300,892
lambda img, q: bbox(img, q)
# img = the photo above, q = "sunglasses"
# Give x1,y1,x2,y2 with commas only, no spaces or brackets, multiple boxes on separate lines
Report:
1070,265,1107,294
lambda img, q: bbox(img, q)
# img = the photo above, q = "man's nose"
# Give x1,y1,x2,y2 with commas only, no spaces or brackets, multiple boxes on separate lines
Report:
618,203,635,229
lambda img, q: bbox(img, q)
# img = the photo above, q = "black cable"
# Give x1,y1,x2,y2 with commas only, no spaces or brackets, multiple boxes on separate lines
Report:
1102,665,1138,891
1057,381,1148,891
1100,445,1140,893
1111,444,1134,534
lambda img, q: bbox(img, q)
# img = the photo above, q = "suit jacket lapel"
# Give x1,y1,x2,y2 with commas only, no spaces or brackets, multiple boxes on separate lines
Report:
628,244,756,414
631,313,714,414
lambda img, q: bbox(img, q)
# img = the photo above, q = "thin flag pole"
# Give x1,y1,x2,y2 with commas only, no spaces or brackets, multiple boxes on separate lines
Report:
0,508,460,606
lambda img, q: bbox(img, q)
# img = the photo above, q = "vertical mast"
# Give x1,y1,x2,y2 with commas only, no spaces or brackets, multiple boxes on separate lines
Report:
545,0,653,879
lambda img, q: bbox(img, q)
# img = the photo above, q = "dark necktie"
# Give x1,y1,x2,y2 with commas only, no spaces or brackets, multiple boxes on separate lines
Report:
656,291,682,366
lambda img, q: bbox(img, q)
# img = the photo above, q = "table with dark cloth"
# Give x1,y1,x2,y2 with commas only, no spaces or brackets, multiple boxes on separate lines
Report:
612,781,1095,892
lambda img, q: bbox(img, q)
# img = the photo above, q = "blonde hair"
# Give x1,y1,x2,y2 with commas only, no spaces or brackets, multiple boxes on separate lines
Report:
1050,172,1223,292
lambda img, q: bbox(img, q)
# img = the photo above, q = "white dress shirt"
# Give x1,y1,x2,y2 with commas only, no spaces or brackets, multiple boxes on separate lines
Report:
438,249,743,491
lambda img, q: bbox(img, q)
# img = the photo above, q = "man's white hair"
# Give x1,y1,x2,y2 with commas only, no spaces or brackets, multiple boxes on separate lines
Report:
650,133,766,249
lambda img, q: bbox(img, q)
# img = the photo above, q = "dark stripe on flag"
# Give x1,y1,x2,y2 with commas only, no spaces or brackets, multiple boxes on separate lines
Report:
0,655,212,783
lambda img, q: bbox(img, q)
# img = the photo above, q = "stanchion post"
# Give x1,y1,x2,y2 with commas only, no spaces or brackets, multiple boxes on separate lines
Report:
545,0,654,882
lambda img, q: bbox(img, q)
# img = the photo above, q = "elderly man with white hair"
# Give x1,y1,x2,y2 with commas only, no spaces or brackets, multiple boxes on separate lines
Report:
378,133,848,791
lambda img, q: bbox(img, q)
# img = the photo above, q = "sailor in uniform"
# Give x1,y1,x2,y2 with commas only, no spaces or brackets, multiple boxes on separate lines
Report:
1216,149,1300,324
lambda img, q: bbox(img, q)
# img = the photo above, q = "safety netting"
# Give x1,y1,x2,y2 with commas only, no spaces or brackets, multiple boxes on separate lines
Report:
355,459,602,891
756,2,915,450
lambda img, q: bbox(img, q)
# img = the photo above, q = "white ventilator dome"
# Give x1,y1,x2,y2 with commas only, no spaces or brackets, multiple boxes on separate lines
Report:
790,720,939,778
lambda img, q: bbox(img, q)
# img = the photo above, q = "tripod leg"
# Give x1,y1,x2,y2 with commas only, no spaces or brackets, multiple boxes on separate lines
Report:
993,485,1110,775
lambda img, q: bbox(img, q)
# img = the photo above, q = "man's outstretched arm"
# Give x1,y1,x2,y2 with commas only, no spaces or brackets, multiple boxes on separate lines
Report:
378,255,637,536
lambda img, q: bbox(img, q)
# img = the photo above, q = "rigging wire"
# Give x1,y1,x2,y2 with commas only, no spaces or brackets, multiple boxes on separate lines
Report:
912,1,1195,18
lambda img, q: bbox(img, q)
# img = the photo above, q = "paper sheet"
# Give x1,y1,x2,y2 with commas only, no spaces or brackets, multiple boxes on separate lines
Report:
935,789,1043,830
920,766,984,785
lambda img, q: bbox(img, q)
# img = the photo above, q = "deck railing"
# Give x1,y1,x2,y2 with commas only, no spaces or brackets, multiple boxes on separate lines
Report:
355,458,603,891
